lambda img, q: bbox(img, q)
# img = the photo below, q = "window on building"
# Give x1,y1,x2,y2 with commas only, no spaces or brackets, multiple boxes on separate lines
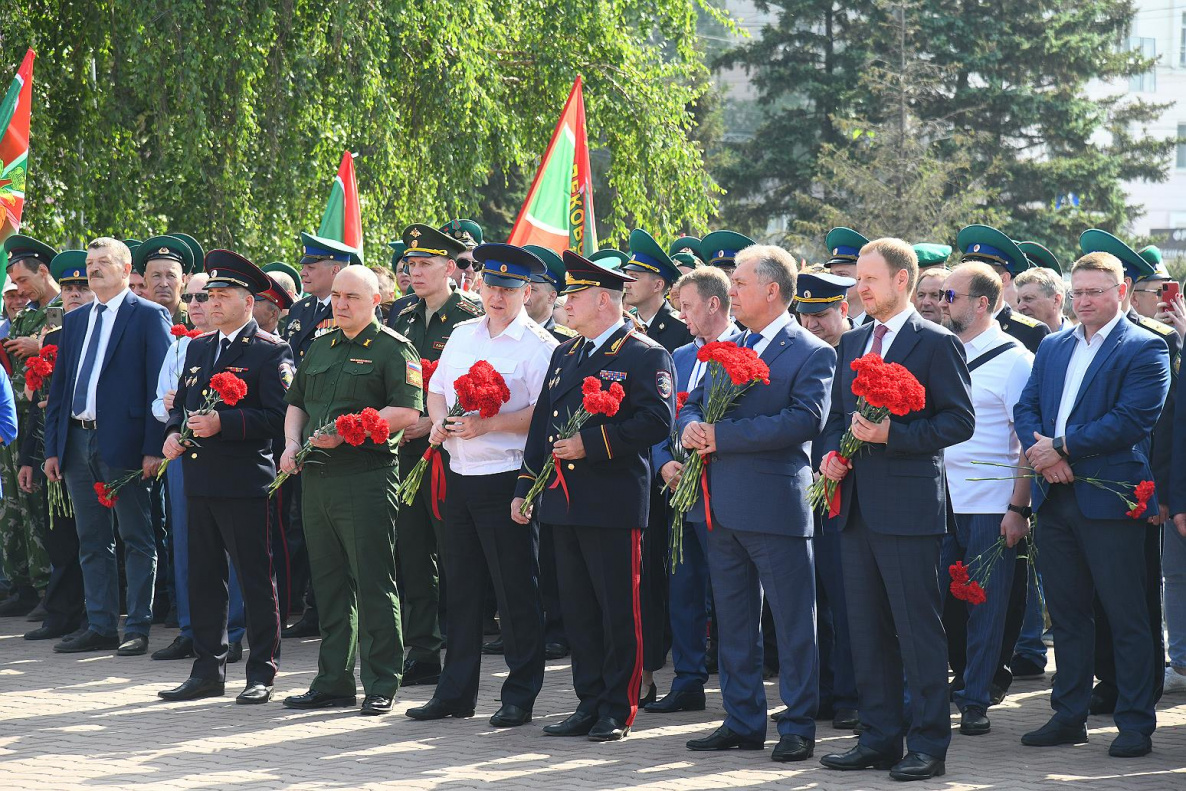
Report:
1178,124,1186,169
1130,37,1157,92
1181,14,1186,66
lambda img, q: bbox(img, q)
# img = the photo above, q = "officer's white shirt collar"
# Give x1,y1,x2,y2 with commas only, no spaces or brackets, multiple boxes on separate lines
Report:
1072,310,1122,345
317,295,331,309
586,318,626,356
99,287,130,318
480,307,529,342
962,321,1005,355
219,319,252,345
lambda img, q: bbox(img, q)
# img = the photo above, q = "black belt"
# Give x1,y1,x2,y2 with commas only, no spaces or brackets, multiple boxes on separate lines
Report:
70,417,97,430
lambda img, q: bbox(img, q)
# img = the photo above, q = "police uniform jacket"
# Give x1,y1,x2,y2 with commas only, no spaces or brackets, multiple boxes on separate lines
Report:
640,301,692,354
515,324,676,529
996,303,1048,354
283,294,334,364
166,320,294,498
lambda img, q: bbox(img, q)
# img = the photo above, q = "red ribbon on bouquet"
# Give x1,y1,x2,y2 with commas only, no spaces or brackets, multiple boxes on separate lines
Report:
548,453,571,506
824,451,849,519
700,456,713,531
424,447,447,520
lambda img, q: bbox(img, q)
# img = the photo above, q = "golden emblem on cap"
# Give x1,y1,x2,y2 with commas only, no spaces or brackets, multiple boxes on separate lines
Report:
158,247,169,255
499,264,507,273
973,244,981,252
804,290,812,298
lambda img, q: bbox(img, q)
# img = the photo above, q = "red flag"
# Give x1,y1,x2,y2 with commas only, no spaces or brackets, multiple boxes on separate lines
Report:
0,49,35,242
318,150,363,263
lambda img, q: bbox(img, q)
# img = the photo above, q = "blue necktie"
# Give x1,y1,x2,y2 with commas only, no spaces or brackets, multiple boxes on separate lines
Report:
71,303,107,416
744,331,762,349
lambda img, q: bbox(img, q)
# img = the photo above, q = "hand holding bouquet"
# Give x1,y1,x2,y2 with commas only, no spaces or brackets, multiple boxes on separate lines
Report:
269,408,391,496
157,372,248,478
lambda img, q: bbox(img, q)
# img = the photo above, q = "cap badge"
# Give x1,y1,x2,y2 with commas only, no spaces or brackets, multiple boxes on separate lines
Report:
499,264,507,272
973,244,981,252
833,248,839,255
210,270,218,278
158,247,169,255
804,290,812,298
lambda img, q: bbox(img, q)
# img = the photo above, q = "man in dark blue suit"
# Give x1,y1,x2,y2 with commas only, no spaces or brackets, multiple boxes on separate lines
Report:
1014,251,1169,758
818,238,974,781
646,266,738,715
44,237,171,655
681,246,837,763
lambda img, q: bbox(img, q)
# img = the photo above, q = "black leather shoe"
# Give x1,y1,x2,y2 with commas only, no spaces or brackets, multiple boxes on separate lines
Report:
1108,730,1152,757
227,641,243,663
490,703,532,727
26,601,48,622
402,658,442,686
117,634,149,656
482,637,504,655
889,752,945,781
772,735,814,762
54,630,119,653
361,694,393,715
588,716,629,741
283,689,357,709
989,682,1008,706
152,635,195,660
405,697,474,720
638,683,657,707
236,683,273,704
1089,682,1118,715
159,677,225,701
24,623,75,641
543,711,598,736
544,642,570,660
686,724,765,751
1021,717,1088,747
645,688,706,713
820,743,901,771
281,611,320,638
1010,655,1046,679
832,708,860,730
0,587,38,617
960,706,991,736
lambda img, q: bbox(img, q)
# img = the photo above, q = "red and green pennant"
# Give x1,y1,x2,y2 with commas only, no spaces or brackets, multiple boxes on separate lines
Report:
0,48,34,243
508,77,597,257
318,149,363,263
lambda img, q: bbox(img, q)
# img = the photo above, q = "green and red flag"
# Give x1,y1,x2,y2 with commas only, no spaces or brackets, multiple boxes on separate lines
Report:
0,49,35,242
508,76,597,256
317,149,363,263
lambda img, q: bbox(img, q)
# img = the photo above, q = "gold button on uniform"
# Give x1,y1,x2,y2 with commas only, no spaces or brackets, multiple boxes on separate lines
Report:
190,453,198,459
553,410,559,417
567,463,575,470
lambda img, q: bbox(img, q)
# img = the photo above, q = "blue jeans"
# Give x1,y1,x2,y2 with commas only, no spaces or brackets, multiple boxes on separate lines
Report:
62,425,156,638
1163,524,1186,671
166,462,245,643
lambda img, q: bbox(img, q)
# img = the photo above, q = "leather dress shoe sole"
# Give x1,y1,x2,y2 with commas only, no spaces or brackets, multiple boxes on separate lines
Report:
687,726,765,751
771,736,814,762
236,684,273,704
283,691,357,709
159,678,225,701
1022,720,1088,747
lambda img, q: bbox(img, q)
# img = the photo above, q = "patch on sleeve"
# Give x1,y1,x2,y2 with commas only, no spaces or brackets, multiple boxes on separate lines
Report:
406,358,423,388
656,370,673,399
279,361,295,390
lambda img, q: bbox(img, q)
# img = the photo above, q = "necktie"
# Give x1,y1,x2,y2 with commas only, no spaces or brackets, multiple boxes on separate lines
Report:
743,331,762,350
214,337,231,365
71,304,107,416
578,339,592,364
871,324,889,357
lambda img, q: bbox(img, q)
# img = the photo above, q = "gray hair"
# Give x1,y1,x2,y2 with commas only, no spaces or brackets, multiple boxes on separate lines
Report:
87,237,132,266
1015,266,1064,299
737,244,797,307
675,266,732,312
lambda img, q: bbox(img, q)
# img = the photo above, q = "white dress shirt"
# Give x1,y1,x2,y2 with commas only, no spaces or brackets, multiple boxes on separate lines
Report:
1055,311,1123,436
71,288,129,420
862,304,916,357
688,325,739,390
945,324,1034,513
741,310,792,356
586,318,626,356
429,310,558,475
153,335,195,422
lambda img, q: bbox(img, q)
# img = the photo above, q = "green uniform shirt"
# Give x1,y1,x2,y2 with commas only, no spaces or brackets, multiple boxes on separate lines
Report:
9,293,62,404
286,319,424,474
171,304,192,329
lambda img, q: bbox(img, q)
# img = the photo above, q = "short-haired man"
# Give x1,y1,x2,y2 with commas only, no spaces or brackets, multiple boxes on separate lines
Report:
956,225,1049,353
134,237,194,326
0,279,30,338
913,268,948,324
368,265,397,321
1015,251,1169,758
1015,267,1068,333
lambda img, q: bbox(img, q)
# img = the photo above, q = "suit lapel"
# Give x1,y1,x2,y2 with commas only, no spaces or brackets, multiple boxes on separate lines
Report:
1042,332,1077,417
759,322,798,367
882,313,921,365
1070,319,1126,414
99,292,136,374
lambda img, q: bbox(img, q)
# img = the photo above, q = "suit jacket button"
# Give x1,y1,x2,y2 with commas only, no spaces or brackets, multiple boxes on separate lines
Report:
553,410,559,417
548,435,554,443
190,453,198,459
567,463,575,471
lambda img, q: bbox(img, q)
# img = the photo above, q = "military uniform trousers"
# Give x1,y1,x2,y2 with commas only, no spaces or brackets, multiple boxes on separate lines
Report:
537,522,567,647
397,444,445,661
436,469,544,710
187,495,279,685
550,522,643,726
0,435,49,590
304,463,403,698
668,518,711,693
641,493,671,672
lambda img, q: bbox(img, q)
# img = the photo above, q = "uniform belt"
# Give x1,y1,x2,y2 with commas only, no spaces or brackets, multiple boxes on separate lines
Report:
70,417,98,430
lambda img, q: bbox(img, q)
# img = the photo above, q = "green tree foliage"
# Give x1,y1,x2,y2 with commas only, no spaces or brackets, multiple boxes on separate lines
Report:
4,0,728,260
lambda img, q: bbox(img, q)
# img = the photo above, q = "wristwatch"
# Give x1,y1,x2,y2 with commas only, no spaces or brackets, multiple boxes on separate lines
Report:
1007,504,1033,519
1052,436,1068,459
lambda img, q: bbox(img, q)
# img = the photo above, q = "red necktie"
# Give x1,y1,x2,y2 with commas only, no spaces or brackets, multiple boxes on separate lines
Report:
871,324,889,357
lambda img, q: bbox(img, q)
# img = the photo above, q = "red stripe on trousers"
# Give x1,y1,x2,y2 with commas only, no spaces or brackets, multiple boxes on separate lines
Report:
626,527,643,727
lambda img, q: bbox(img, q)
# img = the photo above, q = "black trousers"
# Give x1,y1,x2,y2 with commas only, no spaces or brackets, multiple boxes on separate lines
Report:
40,491,84,632
641,493,671,672
551,522,643,725
188,495,281,685
269,478,293,624
537,522,566,646
285,473,315,615
437,470,544,710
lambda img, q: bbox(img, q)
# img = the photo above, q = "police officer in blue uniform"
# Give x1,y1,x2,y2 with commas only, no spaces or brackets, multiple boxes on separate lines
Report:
159,250,294,704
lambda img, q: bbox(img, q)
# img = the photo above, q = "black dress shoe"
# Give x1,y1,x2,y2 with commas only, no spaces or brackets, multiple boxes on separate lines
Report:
482,637,504,655
490,703,532,727
227,641,243,663
588,716,629,741
638,683,657,707
402,658,442,686
117,634,149,656
283,689,357,709
1089,682,1118,715
960,706,991,736
281,611,320,638
159,677,225,701
1009,655,1046,679
152,635,195,660
0,587,38,617
770,707,786,721
819,743,901,771
1109,730,1152,757
1021,717,1088,747
889,752,945,781
645,688,706,713
361,694,393,715
543,710,598,736
406,697,474,720
989,682,1008,706
26,601,48,622
832,708,860,730
772,734,814,762
544,642,570,660
686,724,765,751
24,623,74,641
236,683,273,704
54,630,119,653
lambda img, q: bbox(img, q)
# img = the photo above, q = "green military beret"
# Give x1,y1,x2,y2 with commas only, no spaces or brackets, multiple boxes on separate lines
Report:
4,234,58,271
50,250,88,284
590,248,629,271
1016,241,1061,275
702,230,756,269
913,243,952,269
439,219,483,250
1079,229,1156,281
134,234,195,276
387,241,408,270
824,228,869,266
401,223,467,259
262,261,301,285
957,224,1031,276
167,232,205,274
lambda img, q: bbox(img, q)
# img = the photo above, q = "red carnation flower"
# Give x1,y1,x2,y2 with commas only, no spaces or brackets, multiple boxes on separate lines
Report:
421,358,438,392
186,329,203,338
360,407,390,443
335,413,368,446
949,561,970,585
455,360,511,418
170,324,189,338
209,372,248,407
582,380,626,417
675,391,689,416
40,345,57,366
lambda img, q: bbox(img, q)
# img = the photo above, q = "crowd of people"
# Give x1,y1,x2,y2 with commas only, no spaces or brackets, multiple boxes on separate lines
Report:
0,217,1182,782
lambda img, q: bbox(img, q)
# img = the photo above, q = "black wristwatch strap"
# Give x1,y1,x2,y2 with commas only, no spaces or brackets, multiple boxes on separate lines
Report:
1053,436,1068,459
1007,504,1032,519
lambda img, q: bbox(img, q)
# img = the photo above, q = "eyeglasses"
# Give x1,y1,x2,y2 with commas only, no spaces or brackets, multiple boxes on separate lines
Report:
180,293,210,304
1068,283,1121,301
1132,288,1161,295
942,289,973,304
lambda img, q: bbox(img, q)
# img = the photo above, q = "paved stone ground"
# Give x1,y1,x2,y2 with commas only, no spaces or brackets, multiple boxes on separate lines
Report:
2,619,1185,790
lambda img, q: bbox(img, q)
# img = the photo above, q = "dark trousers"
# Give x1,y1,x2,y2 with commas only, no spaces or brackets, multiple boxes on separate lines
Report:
437,470,544,710
1037,486,1156,734
537,522,566,646
551,522,642,725
284,474,314,616
187,496,281,686
815,527,857,712
842,501,950,759
269,477,293,624
668,519,710,692
40,492,84,632
397,447,445,661
641,494,670,672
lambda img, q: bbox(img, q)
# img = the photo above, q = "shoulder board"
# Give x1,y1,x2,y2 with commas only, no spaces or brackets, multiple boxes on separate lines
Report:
377,324,415,345
1008,312,1043,328
255,329,283,344
1137,315,1174,336
528,322,555,344
197,330,217,338
396,301,420,318
456,299,483,316
625,330,664,350
559,335,583,354
553,324,579,338
454,315,483,328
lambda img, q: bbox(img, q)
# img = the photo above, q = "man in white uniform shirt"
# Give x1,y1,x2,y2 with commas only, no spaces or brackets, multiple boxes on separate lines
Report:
406,243,556,728
939,263,1033,737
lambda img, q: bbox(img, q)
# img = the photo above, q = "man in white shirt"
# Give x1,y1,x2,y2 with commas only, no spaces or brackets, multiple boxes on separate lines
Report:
407,244,556,728
939,263,1033,737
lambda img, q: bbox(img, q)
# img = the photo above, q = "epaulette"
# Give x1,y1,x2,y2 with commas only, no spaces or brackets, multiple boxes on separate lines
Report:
1008,311,1043,329
255,329,283,344
456,297,483,317
392,294,420,317
197,330,217,338
377,324,415,345
527,322,555,344
553,324,579,338
454,315,483,328
626,330,664,350
295,295,316,311
1137,315,1174,337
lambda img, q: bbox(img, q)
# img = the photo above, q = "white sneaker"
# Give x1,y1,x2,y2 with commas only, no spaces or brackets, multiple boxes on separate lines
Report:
1163,668,1186,694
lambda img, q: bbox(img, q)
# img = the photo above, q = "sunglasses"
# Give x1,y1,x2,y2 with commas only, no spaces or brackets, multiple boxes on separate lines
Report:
181,293,210,304
942,289,972,303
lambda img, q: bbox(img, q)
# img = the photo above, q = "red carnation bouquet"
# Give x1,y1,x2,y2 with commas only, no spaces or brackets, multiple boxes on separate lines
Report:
420,358,439,392
668,342,770,564
23,344,57,393
808,353,926,518
268,407,391,496
170,324,203,365
94,470,145,509
156,372,249,478
668,391,691,465
399,360,511,517
519,376,626,514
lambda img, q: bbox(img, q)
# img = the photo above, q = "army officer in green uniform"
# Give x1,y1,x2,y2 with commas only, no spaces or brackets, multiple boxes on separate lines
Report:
386,222,483,686
281,266,423,715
